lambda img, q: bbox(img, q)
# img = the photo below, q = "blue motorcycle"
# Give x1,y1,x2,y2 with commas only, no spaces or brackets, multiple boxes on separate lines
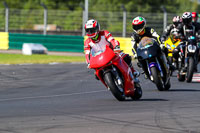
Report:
136,37,171,91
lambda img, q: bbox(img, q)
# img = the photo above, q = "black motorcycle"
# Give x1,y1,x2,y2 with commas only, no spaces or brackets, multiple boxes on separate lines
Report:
136,37,171,91
177,36,198,82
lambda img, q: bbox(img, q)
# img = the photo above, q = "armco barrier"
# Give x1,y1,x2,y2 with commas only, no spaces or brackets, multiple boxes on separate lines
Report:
0,32,9,50
9,33,84,52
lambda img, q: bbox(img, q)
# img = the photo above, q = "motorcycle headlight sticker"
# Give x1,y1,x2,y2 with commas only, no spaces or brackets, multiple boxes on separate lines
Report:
187,45,196,53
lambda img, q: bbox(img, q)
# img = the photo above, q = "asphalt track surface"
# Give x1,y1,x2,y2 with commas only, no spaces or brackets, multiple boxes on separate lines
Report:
0,63,200,133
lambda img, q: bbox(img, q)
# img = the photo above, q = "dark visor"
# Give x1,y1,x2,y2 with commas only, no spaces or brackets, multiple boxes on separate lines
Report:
86,28,97,34
173,22,179,26
132,23,145,31
183,18,192,24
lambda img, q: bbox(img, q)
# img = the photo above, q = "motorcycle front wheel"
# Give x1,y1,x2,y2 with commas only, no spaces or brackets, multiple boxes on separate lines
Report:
104,72,125,101
186,57,194,83
130,83,142,100
151,66,165,91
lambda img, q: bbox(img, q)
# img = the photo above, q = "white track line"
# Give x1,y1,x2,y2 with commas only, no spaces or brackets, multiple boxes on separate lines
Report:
0,90,107,102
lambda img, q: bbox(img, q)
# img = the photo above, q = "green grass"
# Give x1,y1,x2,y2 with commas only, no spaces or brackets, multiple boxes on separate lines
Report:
0,53,85,64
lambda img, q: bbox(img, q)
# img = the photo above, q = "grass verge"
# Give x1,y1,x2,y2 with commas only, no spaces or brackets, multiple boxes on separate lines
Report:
0,53,85,64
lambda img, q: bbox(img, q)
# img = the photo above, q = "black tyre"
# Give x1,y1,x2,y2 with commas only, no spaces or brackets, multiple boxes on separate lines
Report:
151,66,165,91
131,83,142,100
175,60,179,70
186,57,194,83
177,71,185,82
168,57,173,76
104,72,125,101
164,79,171,90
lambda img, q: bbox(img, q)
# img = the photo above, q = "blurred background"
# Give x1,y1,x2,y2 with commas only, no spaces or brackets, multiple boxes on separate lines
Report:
0,0,200,37
0,0,200,54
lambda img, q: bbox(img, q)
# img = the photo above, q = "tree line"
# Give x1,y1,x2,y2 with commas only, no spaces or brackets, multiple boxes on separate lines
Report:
0,0,199,13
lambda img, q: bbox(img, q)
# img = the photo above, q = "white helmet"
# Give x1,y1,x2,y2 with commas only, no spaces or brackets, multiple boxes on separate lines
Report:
85,19,100,39
182,12,192,25
172,16,182,26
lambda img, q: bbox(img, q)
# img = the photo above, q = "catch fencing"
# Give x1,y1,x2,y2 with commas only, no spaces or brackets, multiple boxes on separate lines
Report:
0,8,179,37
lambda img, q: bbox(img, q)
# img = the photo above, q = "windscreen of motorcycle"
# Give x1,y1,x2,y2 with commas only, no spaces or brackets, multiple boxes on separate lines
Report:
138,37,154,49
90,43,107,57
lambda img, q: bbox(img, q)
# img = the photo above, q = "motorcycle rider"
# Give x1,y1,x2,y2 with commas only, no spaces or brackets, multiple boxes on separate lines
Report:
131,16,170,75
84,19,139,79
131,16,164,56
174,12,200,72
192,12,200,63
192,12,200,41
161,16,182,42
192,12,199,23
160,16,183,71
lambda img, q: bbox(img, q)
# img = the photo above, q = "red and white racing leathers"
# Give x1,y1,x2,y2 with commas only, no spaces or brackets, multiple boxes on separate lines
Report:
84,30,119,64
84,30,136,74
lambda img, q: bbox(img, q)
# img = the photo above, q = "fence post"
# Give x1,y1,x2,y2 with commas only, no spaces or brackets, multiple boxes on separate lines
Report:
161,6,167,32
122,5,127,37
3,2,9,32
82,11,85,36
41,3,48,35
82,0,88,36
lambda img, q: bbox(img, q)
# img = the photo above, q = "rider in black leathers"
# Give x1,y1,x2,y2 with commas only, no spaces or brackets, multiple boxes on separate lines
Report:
160,16,183,71
192,12,200,63
161,16,182,43
174,12,200,72
131,16,170,77
131,16,163,57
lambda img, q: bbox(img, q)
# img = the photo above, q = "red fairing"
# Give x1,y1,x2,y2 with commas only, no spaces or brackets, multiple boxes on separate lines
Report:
89,46,115,68
89,45,135,97
111,56,135,96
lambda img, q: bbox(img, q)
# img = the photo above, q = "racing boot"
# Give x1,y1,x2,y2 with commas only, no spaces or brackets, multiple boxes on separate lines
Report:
180,65,187,74
136,61,148,79
169,63,176,75
95,74,99,80
129,64,140,82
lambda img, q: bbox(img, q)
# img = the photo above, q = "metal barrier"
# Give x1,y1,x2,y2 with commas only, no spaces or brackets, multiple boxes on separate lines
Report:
0,8,179,37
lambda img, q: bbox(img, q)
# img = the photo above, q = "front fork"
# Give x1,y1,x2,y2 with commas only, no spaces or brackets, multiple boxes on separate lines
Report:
146,57,163,81
179,44,186,68
111,66,124,88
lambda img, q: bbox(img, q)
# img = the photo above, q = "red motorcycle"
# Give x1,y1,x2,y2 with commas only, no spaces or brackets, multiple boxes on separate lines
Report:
89,44,142,101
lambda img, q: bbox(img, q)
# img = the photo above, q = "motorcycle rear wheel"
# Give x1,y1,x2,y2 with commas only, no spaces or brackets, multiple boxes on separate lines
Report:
164,79,171,90
151,66,165,91
177,71,185,82
104,72,125,101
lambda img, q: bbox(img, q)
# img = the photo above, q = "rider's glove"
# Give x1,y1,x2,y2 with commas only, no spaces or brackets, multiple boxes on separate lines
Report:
160,36,166,44
132,48,137,59
133,53,137,59
160,44,165,50
114,45,120,53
